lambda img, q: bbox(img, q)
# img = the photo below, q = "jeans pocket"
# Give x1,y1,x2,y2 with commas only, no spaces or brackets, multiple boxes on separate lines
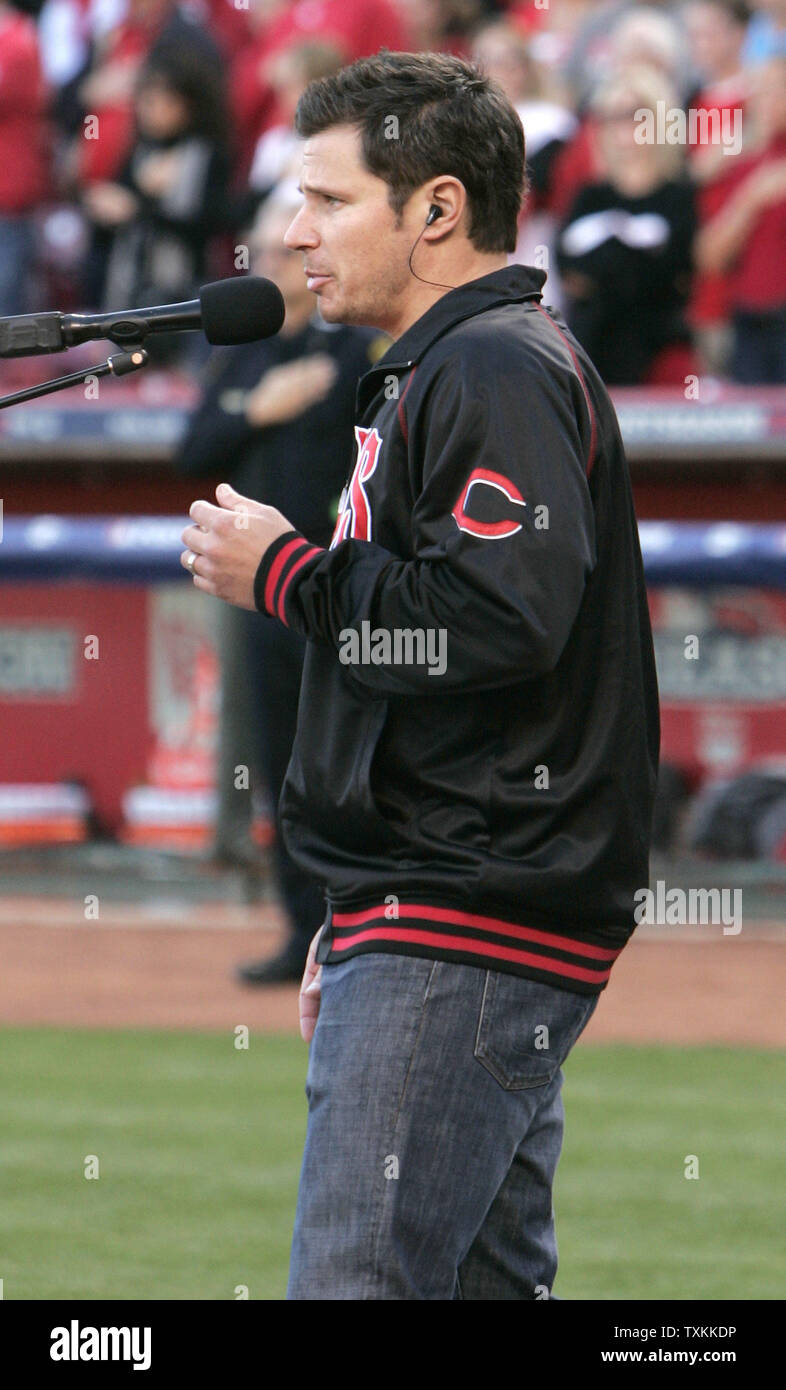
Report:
473,969,599,1091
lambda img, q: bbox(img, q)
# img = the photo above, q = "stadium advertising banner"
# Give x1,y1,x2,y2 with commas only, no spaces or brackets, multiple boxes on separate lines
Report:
1,518,785,849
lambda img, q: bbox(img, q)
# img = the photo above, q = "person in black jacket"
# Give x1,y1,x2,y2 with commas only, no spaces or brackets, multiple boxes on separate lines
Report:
83,46,230,363
556,65,697,384
175,188,382,982
179,53,660,1300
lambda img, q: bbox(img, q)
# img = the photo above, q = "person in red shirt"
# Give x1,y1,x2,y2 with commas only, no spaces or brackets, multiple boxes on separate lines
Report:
0,0,50,315
695,55,786,382
74,0,221,188
82,46,230,363
201,0,253,59
68,0,222,306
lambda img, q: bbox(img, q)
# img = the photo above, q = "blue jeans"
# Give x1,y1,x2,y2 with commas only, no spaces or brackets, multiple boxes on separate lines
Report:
287,952,599,1299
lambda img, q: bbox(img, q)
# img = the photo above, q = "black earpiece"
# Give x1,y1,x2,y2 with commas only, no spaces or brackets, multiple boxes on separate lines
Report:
408,204,456,291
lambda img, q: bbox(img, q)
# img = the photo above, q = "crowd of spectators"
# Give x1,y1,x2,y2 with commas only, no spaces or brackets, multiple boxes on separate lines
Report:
1,0,785,384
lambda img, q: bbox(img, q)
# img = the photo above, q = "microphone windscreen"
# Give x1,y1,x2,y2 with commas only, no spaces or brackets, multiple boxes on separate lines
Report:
199,276,286,345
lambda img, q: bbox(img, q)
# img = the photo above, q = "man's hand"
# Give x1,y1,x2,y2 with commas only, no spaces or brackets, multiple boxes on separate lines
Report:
244,354,338,428
180,483,293,608
299,926,324,1044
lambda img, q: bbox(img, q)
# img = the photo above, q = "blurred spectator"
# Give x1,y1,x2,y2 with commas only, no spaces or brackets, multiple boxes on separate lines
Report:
543,5,692,226
38,0,125,96
682,0,752,373
550,0,628,107
523,0,597,76
612,7,691,93
229,0,285,182
197,0,252,60
471,19,577,304
472,17,577,172
556,65,697,385
682,0,751,178
56,0,221,303
260,0,409,65
82,47,229,358
175,188,385,984
231,0,411,182
694,56,786,382
246,40,343,208
398,0,489,56
560,2,693,113
0,0,50,315
540,112,606,227
68,0,222,185
683,0,751,107
741,0,786,62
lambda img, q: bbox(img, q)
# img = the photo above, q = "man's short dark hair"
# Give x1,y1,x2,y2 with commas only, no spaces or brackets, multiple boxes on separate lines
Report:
295,50,527,255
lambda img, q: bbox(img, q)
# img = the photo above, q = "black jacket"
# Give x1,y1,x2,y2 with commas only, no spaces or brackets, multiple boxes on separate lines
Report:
254,264,660,995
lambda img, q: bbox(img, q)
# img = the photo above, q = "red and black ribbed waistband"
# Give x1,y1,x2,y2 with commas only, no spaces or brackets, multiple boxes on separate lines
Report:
319,902,625,995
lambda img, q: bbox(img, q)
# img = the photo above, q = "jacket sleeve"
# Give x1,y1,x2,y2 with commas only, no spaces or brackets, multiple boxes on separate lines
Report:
253,350,597,695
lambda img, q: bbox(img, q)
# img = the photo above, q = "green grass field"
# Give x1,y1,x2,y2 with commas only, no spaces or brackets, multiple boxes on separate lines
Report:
0,1028,783,1300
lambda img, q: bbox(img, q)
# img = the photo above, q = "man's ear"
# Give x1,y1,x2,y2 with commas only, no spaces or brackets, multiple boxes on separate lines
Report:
421,177,466,237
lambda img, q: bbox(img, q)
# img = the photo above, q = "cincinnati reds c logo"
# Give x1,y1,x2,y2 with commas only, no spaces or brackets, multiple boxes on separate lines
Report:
452,468,526,538
331,426,383,547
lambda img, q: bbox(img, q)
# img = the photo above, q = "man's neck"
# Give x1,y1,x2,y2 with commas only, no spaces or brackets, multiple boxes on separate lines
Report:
386,253,509,341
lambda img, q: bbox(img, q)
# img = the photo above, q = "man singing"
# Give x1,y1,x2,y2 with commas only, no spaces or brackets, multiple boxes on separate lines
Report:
180,50,660,1300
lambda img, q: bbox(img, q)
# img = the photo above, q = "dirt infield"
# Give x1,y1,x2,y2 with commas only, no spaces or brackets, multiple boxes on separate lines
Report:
0,896,783,1045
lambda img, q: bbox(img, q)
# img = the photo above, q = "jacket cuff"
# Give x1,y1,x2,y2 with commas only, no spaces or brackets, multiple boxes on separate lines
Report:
254,530,326,626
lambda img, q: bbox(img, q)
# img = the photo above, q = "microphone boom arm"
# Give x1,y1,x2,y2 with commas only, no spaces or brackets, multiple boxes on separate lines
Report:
0,347,149,410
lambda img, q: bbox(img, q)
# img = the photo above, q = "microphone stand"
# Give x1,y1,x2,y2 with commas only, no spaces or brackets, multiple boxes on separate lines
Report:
0,346,149,410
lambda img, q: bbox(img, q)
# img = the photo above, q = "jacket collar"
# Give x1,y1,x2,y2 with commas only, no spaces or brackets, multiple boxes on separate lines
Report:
356,263,546,412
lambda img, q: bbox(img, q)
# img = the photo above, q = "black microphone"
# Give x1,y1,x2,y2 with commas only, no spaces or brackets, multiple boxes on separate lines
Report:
0,277,286,358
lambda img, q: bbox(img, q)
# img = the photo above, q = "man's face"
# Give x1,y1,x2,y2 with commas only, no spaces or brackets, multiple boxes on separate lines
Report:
283,124,418,333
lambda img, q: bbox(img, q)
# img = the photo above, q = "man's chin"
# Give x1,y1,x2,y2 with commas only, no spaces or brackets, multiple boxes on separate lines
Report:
315,297,343,323
315,287,356,325
316,295,377,330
